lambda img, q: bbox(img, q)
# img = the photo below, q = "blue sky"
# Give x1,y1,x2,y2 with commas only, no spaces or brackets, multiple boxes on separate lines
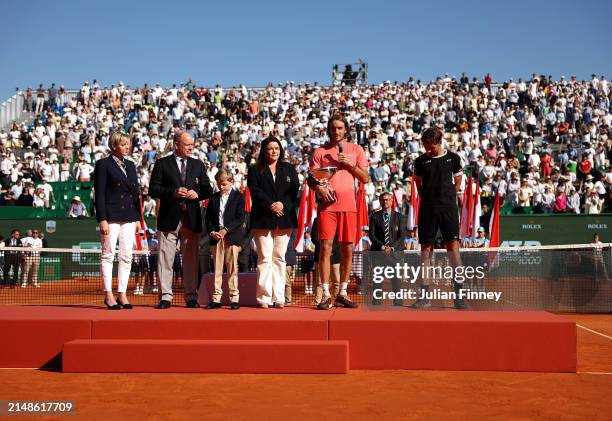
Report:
1,0,611,99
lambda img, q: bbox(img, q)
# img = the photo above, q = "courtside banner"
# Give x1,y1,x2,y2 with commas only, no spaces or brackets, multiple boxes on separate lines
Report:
359,245,612,312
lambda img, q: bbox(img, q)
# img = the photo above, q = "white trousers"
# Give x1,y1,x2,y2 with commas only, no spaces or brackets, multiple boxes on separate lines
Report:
22,254,41,285
253,228,291,306
100,222,136,293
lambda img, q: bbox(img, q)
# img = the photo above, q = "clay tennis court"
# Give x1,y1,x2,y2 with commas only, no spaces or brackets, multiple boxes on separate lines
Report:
0,312,610,420
1,258,610,419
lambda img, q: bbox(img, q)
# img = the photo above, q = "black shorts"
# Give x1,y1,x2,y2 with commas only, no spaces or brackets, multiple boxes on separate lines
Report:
148,255,158,271
418,207,460,245
131,255,149,273
300,254,315,274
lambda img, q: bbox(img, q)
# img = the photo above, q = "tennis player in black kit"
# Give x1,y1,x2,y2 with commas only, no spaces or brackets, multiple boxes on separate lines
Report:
412,127,468,309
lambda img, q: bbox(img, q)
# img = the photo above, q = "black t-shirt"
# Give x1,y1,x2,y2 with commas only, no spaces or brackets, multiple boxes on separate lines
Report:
414,150,463,208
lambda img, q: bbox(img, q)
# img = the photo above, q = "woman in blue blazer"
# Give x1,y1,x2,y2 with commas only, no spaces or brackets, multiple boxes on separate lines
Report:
94,131,142,309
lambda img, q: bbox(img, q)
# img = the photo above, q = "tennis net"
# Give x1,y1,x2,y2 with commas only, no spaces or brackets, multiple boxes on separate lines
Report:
0,244,609,312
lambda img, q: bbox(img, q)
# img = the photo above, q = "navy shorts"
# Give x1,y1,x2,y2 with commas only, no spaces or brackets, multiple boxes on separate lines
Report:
418,207,460,245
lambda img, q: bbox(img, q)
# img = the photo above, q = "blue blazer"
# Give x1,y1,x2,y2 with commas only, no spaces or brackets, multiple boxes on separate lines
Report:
94,155,141,223
148,155,213,232
247,162,300,230
206,189,245,246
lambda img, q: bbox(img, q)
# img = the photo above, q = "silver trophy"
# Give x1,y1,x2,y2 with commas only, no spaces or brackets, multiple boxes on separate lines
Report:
308,166,338,203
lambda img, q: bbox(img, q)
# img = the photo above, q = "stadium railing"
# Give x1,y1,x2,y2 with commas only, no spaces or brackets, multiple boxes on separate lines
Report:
0,93,24,130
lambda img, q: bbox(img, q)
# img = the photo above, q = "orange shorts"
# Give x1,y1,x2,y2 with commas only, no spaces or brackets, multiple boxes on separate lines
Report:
317,211,357,243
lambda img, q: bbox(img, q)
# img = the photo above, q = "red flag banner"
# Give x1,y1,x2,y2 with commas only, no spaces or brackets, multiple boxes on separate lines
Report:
487,193,502,266
489,193,501,247
306,186,316,227
471,181,481,241
391,192,399,212
244,187,252,212
355,183,369,244
459,176,473,239
409,176,420,229
294,185,310,250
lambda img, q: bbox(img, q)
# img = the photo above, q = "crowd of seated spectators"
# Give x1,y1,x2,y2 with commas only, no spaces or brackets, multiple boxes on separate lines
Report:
1,73,610,222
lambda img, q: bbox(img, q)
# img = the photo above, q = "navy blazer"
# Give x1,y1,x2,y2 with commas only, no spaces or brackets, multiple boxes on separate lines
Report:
247,162,300,230
206,189,245,246
148,154,213,232
369,210,407,251
94,155,141,223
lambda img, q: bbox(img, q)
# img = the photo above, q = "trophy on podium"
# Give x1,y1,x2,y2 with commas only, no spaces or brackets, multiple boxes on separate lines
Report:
308,166,337,203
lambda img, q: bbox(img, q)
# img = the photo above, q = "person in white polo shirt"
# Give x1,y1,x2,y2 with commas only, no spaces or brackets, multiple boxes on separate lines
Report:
21,229,43,287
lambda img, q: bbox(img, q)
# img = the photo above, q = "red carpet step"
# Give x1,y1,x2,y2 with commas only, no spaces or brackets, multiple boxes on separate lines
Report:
63,339,349,373
0,306,577,372
329,311,577,372
0,319,91,368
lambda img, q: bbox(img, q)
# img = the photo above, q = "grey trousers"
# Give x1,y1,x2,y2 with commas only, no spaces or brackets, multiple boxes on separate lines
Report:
157,215,200,302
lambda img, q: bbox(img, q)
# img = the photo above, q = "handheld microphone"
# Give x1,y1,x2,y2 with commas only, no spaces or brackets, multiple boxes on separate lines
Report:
338,142,343,154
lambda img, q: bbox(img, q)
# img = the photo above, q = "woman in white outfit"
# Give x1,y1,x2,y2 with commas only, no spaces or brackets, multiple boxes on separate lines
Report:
247,136,300,308
94,131,142,309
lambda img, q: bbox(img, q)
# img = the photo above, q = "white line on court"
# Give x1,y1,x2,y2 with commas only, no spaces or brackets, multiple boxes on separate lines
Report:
0,368,38,370
576,324,612,340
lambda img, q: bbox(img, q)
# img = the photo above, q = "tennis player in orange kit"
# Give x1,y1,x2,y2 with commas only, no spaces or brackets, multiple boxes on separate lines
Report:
308,114,370,310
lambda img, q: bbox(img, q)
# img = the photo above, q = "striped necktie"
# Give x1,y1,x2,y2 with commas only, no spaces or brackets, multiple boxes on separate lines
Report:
180,159,187,185
383,212,390,246
180,159,188,211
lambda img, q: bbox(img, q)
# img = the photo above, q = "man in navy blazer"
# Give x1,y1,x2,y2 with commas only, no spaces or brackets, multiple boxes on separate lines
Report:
369,191,407,306
369,193,407,253
149,130,213,309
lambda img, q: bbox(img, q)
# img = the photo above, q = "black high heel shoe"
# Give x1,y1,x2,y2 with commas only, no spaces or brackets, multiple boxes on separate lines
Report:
116,296,133,310
104,297,121,310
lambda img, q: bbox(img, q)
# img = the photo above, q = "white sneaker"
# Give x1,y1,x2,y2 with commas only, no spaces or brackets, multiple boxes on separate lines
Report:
20,283,26,288
152,287,158,293
34,283,40,288
317,295,333,310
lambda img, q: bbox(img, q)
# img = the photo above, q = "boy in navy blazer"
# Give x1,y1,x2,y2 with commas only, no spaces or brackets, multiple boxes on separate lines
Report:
205,170,245,309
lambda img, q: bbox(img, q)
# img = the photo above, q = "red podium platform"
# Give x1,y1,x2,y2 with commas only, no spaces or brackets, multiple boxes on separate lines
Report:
63,339,349,373
0,306,576,373
198,273,258,306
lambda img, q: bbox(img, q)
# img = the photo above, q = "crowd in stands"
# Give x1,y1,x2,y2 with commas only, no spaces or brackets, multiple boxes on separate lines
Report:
1,73,611,224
